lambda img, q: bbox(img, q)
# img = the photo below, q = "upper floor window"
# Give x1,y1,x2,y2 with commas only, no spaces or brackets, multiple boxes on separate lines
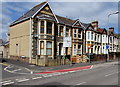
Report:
78,29,82,38
91,32,93,40
88,32,90,40
59,26,63,36
66,27,69,37
110,37,112,43
40,21,44,33
74,29,77,38
47,22,52,34
95,34,97,41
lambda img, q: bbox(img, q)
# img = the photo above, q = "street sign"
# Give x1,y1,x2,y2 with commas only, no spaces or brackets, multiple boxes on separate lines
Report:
63,37,72,47
106,45,110,49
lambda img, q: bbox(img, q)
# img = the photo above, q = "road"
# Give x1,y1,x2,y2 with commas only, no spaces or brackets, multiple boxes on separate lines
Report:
0,60,119,86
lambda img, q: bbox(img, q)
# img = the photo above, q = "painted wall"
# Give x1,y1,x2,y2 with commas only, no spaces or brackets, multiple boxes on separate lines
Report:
10,20,30,58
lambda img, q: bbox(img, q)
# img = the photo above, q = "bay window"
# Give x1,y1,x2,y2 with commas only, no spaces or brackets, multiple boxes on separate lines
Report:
46,41,52,55
74,44,77,55
91,32,93,40
74,29,77,38
78,44,82,54
47,22,52,34
78,29,82,38
40,41,44,55
88,32,90,40
40,21,44,33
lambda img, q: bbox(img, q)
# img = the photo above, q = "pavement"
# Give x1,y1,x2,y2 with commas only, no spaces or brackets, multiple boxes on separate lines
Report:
0,58,118,73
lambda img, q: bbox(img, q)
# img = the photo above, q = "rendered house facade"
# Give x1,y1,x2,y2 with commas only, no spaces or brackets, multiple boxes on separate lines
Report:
9,1,119,64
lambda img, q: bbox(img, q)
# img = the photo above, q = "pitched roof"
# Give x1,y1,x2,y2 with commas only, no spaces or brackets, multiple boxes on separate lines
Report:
10,1,47,26
56,15,76,26
96,28,104,33
80,22,91,29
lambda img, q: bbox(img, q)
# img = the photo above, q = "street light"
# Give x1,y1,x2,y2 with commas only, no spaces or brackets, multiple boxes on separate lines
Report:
108,11,119,17
107,11,119,62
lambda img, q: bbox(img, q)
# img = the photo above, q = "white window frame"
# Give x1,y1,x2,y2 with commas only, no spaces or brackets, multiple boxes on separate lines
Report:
78,29,82,39
78,44,82,54
74,44,77,55
74,29,77,38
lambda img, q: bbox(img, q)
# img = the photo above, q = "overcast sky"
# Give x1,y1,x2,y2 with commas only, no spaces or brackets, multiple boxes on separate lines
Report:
0,0,119,41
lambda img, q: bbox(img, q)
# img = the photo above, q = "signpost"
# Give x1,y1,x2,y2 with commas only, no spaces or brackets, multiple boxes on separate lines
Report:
63,37,72,65
106,45,110,62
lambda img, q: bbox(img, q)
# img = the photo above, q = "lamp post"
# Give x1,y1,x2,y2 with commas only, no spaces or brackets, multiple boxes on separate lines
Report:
107,11,119,62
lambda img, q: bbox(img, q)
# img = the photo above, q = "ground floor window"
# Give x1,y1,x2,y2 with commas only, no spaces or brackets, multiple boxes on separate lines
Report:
40,41,44,55
78,44,82,54
74,44,77,55
46,41,52,55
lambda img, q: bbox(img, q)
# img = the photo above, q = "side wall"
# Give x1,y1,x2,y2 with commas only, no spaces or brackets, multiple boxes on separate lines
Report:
10,20,30,62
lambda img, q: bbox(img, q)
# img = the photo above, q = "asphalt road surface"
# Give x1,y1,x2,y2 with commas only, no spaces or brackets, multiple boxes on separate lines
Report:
1,61,119,86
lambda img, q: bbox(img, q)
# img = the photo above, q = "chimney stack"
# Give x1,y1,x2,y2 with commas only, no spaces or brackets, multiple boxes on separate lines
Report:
92,20,98,30
109,27,114,32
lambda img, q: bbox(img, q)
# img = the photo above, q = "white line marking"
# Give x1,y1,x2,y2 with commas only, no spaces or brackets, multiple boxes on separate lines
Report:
2,82,14,85
43,75,53,77
12,69,21,72
32,77,42,80
16,78,26,81
17,79,29,82
90,65,93,69
105,71,120,77
0,80,11,84
69,71,76,73
76,82,86,85
63,72,68,74
53,73,61,76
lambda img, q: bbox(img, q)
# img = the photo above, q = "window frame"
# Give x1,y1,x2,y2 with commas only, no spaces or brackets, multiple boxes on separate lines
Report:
74,29,77,38
59,26,63,37
74,44,77,55
46,41,52,56
40,21,44,34
66,27,69,37
40,41,44,56
47,21,52,34
78,29,82,39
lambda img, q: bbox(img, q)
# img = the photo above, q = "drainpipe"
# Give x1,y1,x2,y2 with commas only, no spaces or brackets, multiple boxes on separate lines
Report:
29,18,32,63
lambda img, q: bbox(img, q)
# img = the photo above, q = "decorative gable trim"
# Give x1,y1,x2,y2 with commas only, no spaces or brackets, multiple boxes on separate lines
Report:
32,2,59,23
32,2,48,18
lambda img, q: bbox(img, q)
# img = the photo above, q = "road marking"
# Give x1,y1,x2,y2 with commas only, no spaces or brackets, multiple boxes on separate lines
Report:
90,65,93,69
0,63,9,66
53,73,61,76
11,69,21,72
76,82,86,85
4,65,14,73
2,81,14,85
69,71,76,73
32,77,42,80
43,75,53,77
63,72,68,74
17,78,29,82
0,80,12,83
105,71,120,77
